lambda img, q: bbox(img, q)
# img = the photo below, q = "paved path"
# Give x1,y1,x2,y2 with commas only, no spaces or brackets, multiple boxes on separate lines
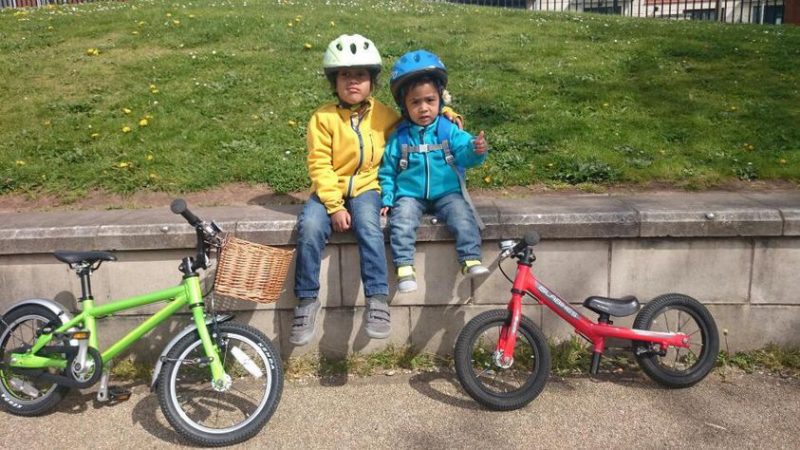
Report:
1,369,798,449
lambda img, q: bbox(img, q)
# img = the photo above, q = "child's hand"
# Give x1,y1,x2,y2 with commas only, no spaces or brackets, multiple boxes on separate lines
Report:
331,210,351,232
473,130,488,154
380,207,390,217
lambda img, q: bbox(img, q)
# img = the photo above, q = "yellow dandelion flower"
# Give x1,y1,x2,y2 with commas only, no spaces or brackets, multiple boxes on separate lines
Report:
189,14,195,19
149,173,159,179
123,108,132,114
295,15,302,22
132,31,139,35
16,160,26,166
484,176,492,183
86,48,99,56
288,120,297,127
779,159,787,164
122,126,132,133
118,162,130,168
43,120,51,126
139,118,149,127
330,21,335,27
149,84,157,90
166,12,172,17
288,22,293,27
146,154,154,161
48,26,54,30
602,102,610,108
172,20,180,25
137,21,145,26
304,43,312,50
91,133,100,139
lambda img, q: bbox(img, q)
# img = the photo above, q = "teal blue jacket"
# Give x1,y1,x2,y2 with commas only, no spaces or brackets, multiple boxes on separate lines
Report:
379,116,486,207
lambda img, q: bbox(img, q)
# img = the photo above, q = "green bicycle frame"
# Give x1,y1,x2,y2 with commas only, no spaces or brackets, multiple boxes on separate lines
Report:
8,274,226,383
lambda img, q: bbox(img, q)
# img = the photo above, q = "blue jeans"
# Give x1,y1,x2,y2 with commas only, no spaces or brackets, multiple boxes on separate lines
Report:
294,191,388,299
389,193,482,267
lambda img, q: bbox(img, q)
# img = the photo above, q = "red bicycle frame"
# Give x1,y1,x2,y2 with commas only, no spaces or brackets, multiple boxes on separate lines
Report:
495,260,691,366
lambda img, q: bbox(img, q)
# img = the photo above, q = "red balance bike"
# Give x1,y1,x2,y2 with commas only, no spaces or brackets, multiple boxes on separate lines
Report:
454,231,719,411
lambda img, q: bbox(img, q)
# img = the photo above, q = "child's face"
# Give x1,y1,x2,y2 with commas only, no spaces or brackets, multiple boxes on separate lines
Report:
336,68,372,105
404,81,440,127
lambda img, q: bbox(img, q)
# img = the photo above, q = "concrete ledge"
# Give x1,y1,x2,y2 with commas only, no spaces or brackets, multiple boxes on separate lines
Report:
1,191,799,254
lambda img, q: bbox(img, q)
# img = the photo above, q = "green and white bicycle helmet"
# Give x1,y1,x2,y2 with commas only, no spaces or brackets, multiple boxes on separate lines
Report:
323,34,382,85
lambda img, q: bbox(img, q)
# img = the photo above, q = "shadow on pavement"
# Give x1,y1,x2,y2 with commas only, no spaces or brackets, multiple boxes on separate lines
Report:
408,371,483,411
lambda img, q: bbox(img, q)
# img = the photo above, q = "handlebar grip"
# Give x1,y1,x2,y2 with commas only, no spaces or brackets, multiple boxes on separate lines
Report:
170,198,202,227
523,231,541,247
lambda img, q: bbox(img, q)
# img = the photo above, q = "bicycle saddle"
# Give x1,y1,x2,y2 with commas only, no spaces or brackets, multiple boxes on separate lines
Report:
583,295,639,317
53,251,117,266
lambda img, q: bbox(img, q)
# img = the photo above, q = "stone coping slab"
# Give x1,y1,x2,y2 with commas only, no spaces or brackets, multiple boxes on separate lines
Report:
0,190,798,255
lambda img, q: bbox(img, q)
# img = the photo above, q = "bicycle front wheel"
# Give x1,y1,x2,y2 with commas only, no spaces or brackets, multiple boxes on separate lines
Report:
157,322,283,447
454,309,551,411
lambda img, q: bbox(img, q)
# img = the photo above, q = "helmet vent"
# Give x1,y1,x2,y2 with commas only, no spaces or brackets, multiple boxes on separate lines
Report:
336,42,343,51
413,53,420,62
350,43,357,54
364,42,370,49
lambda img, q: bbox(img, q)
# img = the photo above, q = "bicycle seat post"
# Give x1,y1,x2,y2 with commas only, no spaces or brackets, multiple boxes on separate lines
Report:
76,262,95,301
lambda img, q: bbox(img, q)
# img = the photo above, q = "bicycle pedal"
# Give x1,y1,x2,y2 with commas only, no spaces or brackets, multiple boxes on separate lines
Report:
108,386,132,402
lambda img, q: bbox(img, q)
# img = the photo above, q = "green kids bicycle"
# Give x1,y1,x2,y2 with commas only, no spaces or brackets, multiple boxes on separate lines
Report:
0,199,284,447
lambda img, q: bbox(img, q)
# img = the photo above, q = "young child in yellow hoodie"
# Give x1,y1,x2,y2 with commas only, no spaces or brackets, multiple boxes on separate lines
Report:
290,34,397,345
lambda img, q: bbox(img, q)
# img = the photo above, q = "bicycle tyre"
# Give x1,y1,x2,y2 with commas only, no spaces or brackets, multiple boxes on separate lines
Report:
157,322,283,447
454,309,551,411
0,305,70,416
633,293,719,388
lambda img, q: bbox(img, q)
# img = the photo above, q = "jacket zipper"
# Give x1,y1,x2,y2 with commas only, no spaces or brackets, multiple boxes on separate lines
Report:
420,129,429,199
348,112,365,197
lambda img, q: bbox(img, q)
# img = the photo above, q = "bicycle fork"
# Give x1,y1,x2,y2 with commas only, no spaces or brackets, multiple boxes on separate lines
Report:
494,292,525,369
184,274,231,391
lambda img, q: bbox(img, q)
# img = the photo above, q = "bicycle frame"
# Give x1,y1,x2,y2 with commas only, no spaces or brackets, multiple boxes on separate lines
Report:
497,260,691,364
7,274,226,384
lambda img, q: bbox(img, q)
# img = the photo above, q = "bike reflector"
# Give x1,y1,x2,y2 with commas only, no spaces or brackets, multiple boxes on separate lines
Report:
230,346,263,379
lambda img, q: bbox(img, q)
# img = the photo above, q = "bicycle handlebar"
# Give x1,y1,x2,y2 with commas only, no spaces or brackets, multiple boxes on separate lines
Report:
170,198,202,227
500,231,541,260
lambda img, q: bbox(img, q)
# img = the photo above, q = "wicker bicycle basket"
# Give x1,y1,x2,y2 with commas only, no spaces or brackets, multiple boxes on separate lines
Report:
213,235,294,304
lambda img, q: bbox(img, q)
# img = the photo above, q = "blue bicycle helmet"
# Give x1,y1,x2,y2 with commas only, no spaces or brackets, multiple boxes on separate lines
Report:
389,50,448,108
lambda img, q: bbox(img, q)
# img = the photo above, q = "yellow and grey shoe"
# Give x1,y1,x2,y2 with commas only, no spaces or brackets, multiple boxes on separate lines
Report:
396,265,418,293
462,260,490,278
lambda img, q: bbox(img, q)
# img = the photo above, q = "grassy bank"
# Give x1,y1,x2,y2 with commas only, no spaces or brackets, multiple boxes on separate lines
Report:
1,0,798,200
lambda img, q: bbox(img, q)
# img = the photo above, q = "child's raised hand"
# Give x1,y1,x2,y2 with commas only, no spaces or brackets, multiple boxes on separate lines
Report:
380,207,390,217
473,130,488,154
331,210,351,232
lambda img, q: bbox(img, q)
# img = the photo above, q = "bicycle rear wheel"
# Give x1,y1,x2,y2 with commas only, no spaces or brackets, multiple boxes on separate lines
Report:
157,322,283,447
0,305,70,416
454,309,550,411
633,293,719,388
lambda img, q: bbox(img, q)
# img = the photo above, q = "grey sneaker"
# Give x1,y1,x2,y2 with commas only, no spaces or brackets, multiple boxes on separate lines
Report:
462,261,490,278
364,296,391,339
396,265,418,293
289,298,321,346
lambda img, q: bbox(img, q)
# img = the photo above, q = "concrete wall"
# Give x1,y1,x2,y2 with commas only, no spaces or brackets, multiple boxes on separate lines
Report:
1,190,799,362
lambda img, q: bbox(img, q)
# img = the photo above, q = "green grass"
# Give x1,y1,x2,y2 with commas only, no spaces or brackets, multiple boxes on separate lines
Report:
1,0,799,199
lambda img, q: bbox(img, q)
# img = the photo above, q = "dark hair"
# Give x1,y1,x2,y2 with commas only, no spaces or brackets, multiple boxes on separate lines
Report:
400,75,442,102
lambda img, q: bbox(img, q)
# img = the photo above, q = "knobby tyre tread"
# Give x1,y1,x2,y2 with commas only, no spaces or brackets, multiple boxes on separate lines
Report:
157,322,283,447
454,309,551,411
633,293,719,388
0,305,70,416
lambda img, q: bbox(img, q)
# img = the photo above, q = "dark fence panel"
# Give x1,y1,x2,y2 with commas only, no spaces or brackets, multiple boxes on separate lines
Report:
435,0,788,24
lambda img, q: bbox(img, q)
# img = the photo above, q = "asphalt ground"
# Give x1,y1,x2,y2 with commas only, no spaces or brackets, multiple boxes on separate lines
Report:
0,368,798,449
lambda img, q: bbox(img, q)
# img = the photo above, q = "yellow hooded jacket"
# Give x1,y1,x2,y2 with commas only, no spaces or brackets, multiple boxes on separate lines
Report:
306,97,400,214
